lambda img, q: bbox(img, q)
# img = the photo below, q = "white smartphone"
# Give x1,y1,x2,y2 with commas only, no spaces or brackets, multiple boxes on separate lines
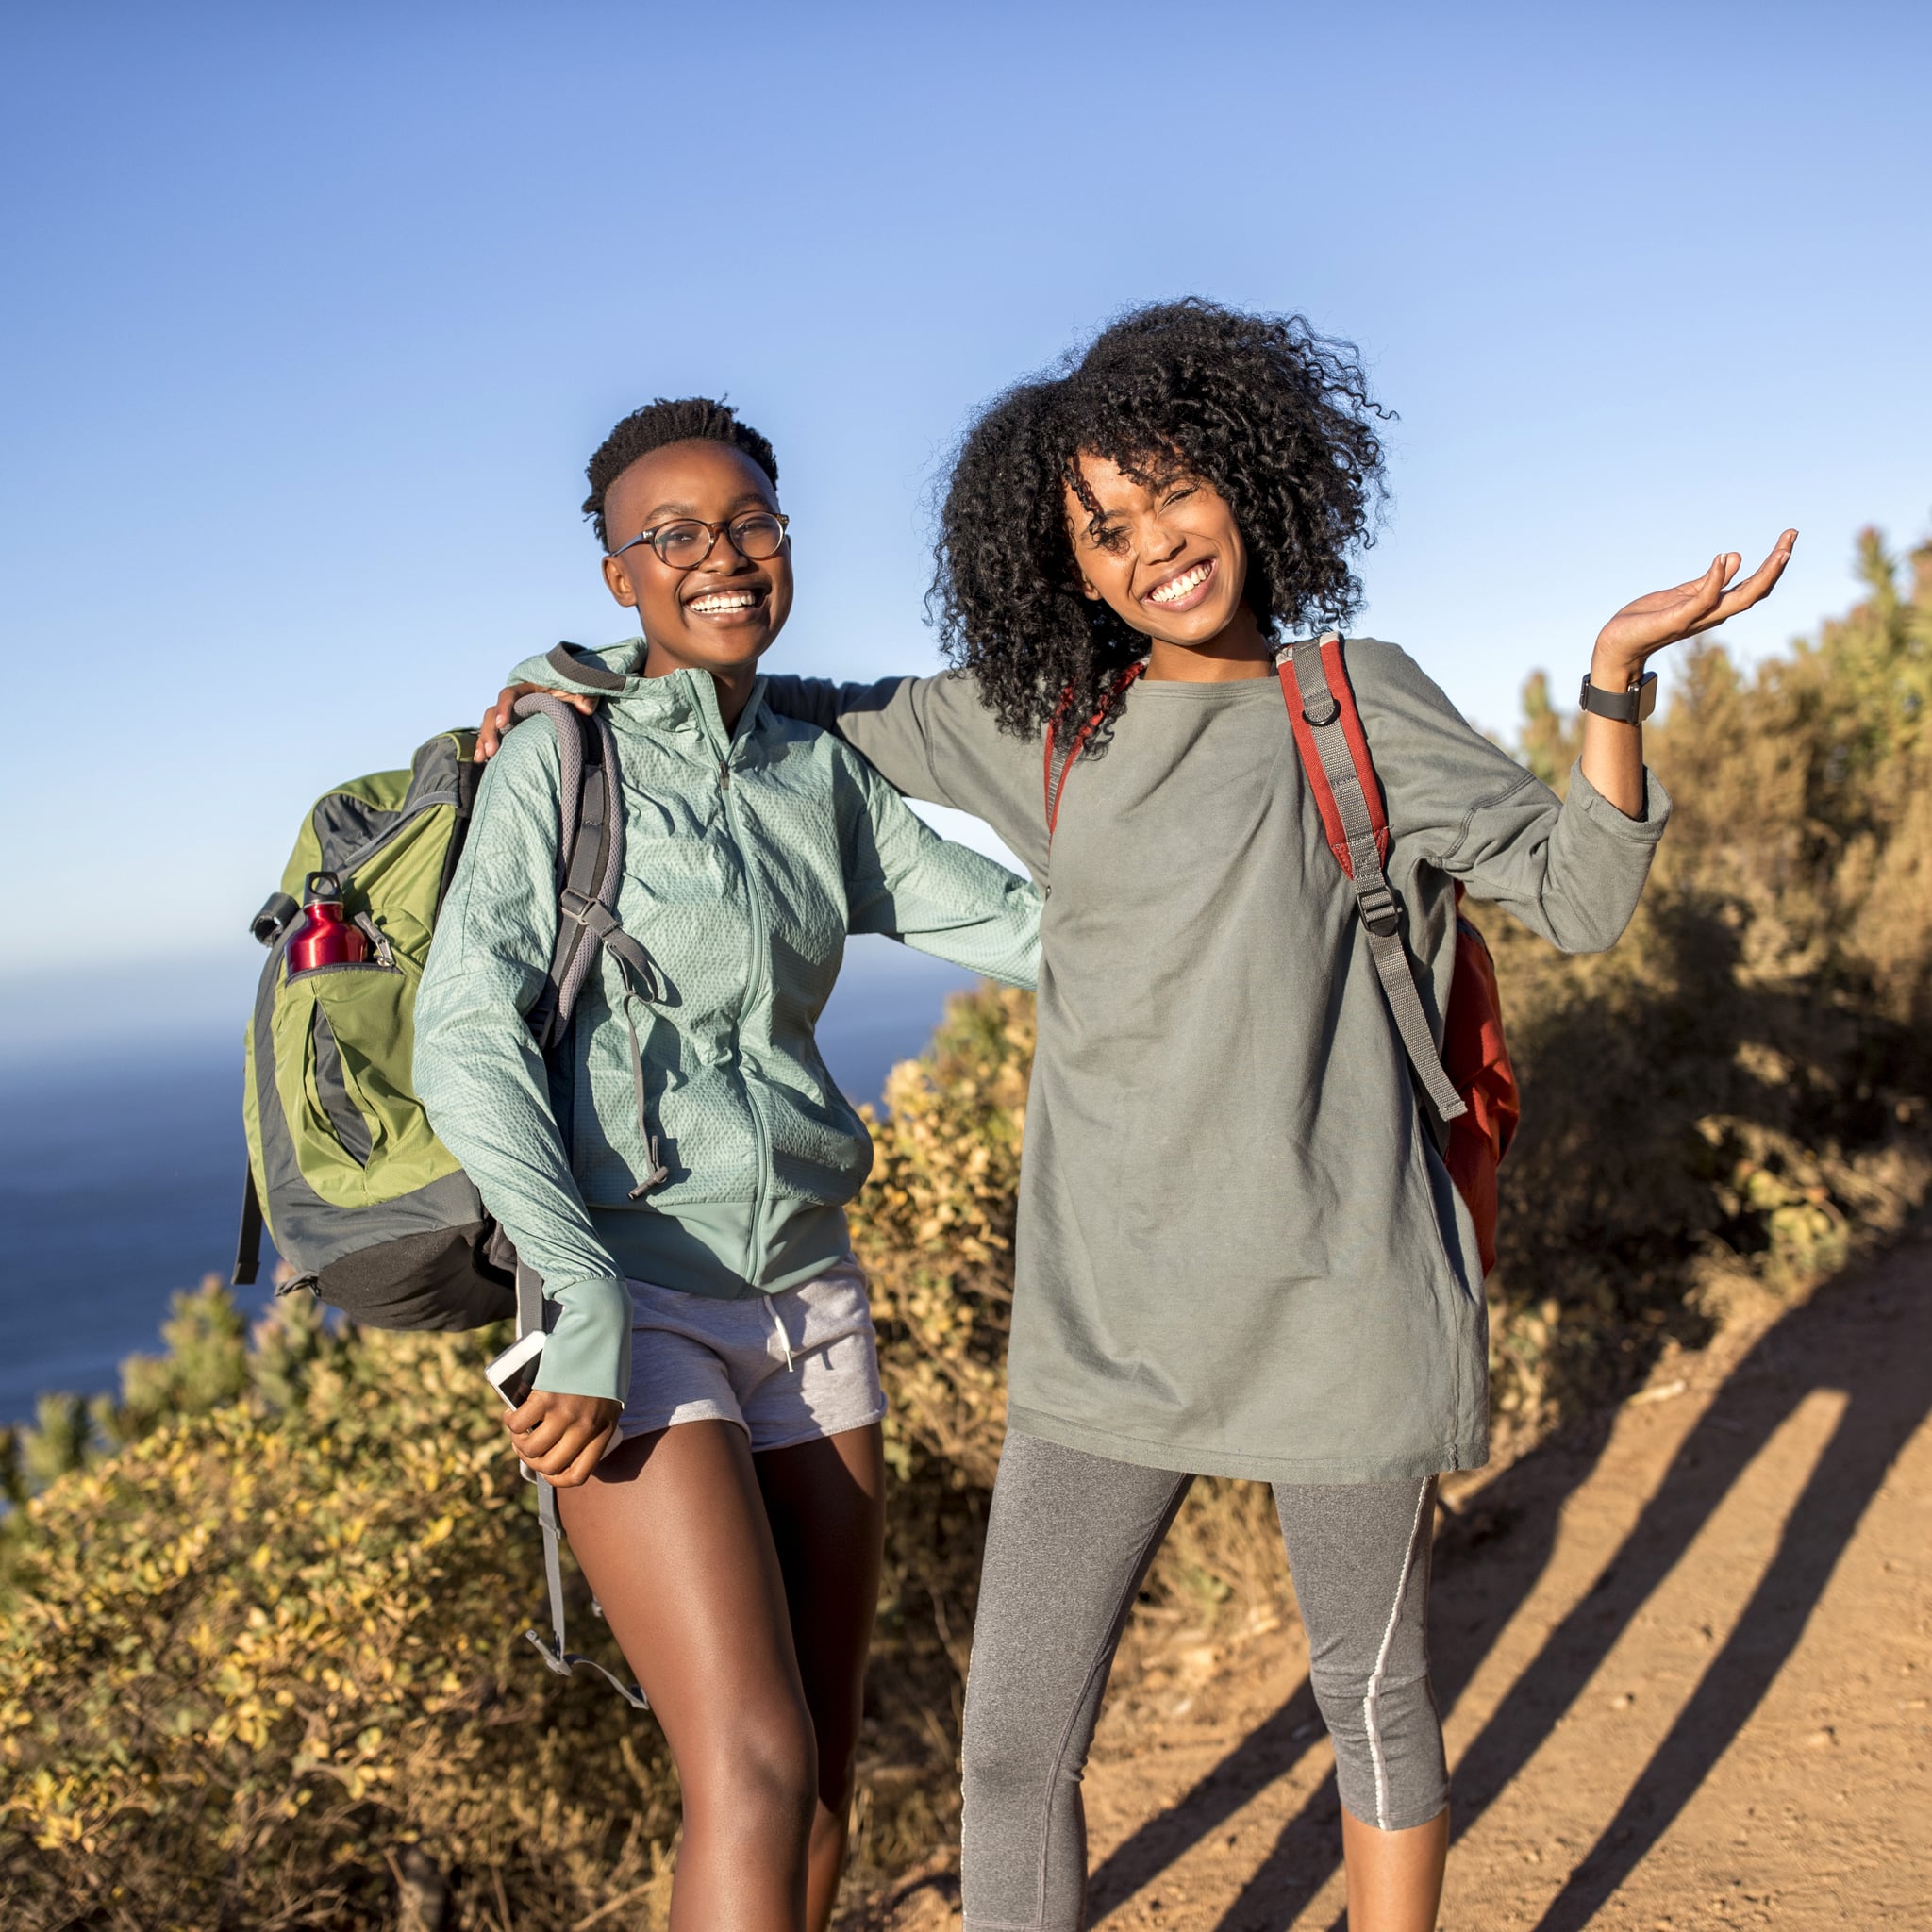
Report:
484,1328,547,1410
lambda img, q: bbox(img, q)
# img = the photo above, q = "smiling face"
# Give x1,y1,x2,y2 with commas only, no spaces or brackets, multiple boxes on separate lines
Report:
1061,452,1257,652
599,439,793,677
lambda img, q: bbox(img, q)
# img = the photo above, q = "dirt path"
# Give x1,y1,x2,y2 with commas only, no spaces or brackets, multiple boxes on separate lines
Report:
868,1227,1932,1930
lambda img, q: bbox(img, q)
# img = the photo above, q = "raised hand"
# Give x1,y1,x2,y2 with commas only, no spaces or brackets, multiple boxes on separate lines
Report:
1579,529,1796,821
1593,530,1797,685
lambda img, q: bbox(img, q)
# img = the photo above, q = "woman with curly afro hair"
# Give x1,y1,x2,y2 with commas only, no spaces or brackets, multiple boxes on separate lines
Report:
490,300,1794,1930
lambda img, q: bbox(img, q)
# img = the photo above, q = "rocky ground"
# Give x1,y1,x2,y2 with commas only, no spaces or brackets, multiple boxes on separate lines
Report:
856,1225,1932,1930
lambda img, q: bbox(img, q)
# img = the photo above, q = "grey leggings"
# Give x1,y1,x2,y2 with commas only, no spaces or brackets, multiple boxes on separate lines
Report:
959,1433,1447,1932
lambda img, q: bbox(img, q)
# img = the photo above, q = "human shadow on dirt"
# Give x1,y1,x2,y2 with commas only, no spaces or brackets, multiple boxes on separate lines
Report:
1082,1680,1327,1921
1522,1252,1929,1930
1082,1241,1929,1930
1085,1345,1633,1924
1086,1418,1618,1923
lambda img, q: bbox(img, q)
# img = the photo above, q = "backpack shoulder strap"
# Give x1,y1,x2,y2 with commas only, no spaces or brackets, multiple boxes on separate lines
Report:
431,745,484,915
231,1163,265,1288
510,697,659,1041
510,695,670,1204
1281,634,1466,1124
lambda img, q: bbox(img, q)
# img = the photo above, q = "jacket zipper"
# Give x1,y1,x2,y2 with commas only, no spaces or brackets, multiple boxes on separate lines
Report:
704,703,771,1284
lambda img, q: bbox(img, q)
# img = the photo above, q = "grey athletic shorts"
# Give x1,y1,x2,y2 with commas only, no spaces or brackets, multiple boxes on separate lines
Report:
611,1258,885,1454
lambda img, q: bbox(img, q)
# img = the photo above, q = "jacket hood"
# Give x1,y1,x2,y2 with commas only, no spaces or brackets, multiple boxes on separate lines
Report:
525,641,767,747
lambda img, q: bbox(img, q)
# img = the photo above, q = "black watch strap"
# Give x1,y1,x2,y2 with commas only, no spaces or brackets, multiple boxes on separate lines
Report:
1578,669,1657,724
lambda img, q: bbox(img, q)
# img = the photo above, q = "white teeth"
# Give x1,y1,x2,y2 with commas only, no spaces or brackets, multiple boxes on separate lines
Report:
690,591,757,614
1148,561,1210,605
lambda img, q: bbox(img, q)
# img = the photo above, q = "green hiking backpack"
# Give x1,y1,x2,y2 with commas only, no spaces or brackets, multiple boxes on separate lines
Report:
234,680,655,1709
233,689,634,1332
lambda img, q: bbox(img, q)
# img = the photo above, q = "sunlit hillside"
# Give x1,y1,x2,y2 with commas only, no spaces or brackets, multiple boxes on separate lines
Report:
4,530,1928,1930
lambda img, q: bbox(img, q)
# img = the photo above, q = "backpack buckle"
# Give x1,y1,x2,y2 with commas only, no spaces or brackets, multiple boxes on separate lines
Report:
1357,881,1402,938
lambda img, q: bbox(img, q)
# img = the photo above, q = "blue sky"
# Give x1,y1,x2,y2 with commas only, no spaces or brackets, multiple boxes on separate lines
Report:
1,0,1928,1024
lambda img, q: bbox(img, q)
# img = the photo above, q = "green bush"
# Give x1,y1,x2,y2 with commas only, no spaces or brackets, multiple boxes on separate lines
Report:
1,1298,678,1929
5,527,1928,1927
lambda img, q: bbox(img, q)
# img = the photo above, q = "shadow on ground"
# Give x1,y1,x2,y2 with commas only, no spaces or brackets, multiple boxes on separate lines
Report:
1075,1239,1932,1931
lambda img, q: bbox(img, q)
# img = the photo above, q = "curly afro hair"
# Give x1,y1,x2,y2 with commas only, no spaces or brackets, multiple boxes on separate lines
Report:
930,299,1391,742
583,397,778,551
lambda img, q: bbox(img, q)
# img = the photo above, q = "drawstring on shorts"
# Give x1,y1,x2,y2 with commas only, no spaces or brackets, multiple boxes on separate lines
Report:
767,1294,797,1372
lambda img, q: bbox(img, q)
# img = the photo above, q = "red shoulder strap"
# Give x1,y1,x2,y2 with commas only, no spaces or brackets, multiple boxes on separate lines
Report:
1278,633,1390,877
1043,663,1145,839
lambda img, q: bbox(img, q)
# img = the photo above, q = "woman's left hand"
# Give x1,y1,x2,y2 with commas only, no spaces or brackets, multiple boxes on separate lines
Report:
1593,529,1797,684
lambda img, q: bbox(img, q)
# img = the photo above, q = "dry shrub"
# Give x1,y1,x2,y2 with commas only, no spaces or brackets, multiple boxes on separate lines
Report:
1,1291,677,1931
1484,527,1932,1437
5,527,1929,1925
0,992,1039,1929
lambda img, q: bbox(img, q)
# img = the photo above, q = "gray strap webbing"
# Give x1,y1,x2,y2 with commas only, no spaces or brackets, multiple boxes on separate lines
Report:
514,1257,544,1341
499,702,660,1711
513,1257,650,1711
551,724,627,1032
232,1165,264,1287
527,1474,651,1709
512,694,599,1046
1288,638,1467,1125
559,893,663,1002
613,972,671,1200
510,698,671,1198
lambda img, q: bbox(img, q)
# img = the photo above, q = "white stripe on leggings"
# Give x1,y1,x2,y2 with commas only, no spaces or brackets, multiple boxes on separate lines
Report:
1361,1479,1430,1831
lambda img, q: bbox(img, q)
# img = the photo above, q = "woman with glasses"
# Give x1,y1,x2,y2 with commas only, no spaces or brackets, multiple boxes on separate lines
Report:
483,310,1792,1932
414,397,1041,1932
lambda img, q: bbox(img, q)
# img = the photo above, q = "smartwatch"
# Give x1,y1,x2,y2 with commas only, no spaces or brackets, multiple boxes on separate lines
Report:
1578,669,1657,724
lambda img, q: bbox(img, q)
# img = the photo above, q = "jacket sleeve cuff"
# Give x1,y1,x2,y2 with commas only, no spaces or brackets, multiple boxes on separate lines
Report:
1566,759,1673,840
533,1276,633,1403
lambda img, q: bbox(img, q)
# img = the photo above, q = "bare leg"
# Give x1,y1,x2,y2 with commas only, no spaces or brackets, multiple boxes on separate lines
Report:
558,1421,817,1932
1341,1805,1449,1931
756,1424,887,1932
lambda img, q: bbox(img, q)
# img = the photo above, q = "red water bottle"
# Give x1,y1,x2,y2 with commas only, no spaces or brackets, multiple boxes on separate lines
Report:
286,871,370,973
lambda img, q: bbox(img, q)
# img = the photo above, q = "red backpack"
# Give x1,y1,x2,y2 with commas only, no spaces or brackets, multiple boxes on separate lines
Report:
1044,632,1521,1274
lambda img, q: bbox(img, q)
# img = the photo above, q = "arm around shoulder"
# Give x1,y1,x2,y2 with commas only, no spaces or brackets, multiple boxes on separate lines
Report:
838,745,1042,989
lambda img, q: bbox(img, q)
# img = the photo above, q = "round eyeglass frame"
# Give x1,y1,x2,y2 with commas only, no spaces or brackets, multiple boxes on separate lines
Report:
610,510,790,570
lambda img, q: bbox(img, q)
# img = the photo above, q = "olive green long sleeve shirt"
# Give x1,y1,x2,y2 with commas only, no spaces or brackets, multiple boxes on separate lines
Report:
515,639,1666,1478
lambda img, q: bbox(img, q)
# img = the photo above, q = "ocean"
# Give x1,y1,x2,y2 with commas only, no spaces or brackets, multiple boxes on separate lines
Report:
0,937,976,1426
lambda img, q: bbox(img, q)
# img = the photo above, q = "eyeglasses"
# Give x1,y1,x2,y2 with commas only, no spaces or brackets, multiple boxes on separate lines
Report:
611,511,790,570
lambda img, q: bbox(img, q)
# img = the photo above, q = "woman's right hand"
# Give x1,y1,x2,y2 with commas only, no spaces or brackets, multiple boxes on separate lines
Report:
503,1388,622,1486
476,683,596,761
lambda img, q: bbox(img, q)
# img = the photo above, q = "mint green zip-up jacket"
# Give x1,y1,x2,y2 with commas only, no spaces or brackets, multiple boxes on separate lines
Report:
413,661,1041,1402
